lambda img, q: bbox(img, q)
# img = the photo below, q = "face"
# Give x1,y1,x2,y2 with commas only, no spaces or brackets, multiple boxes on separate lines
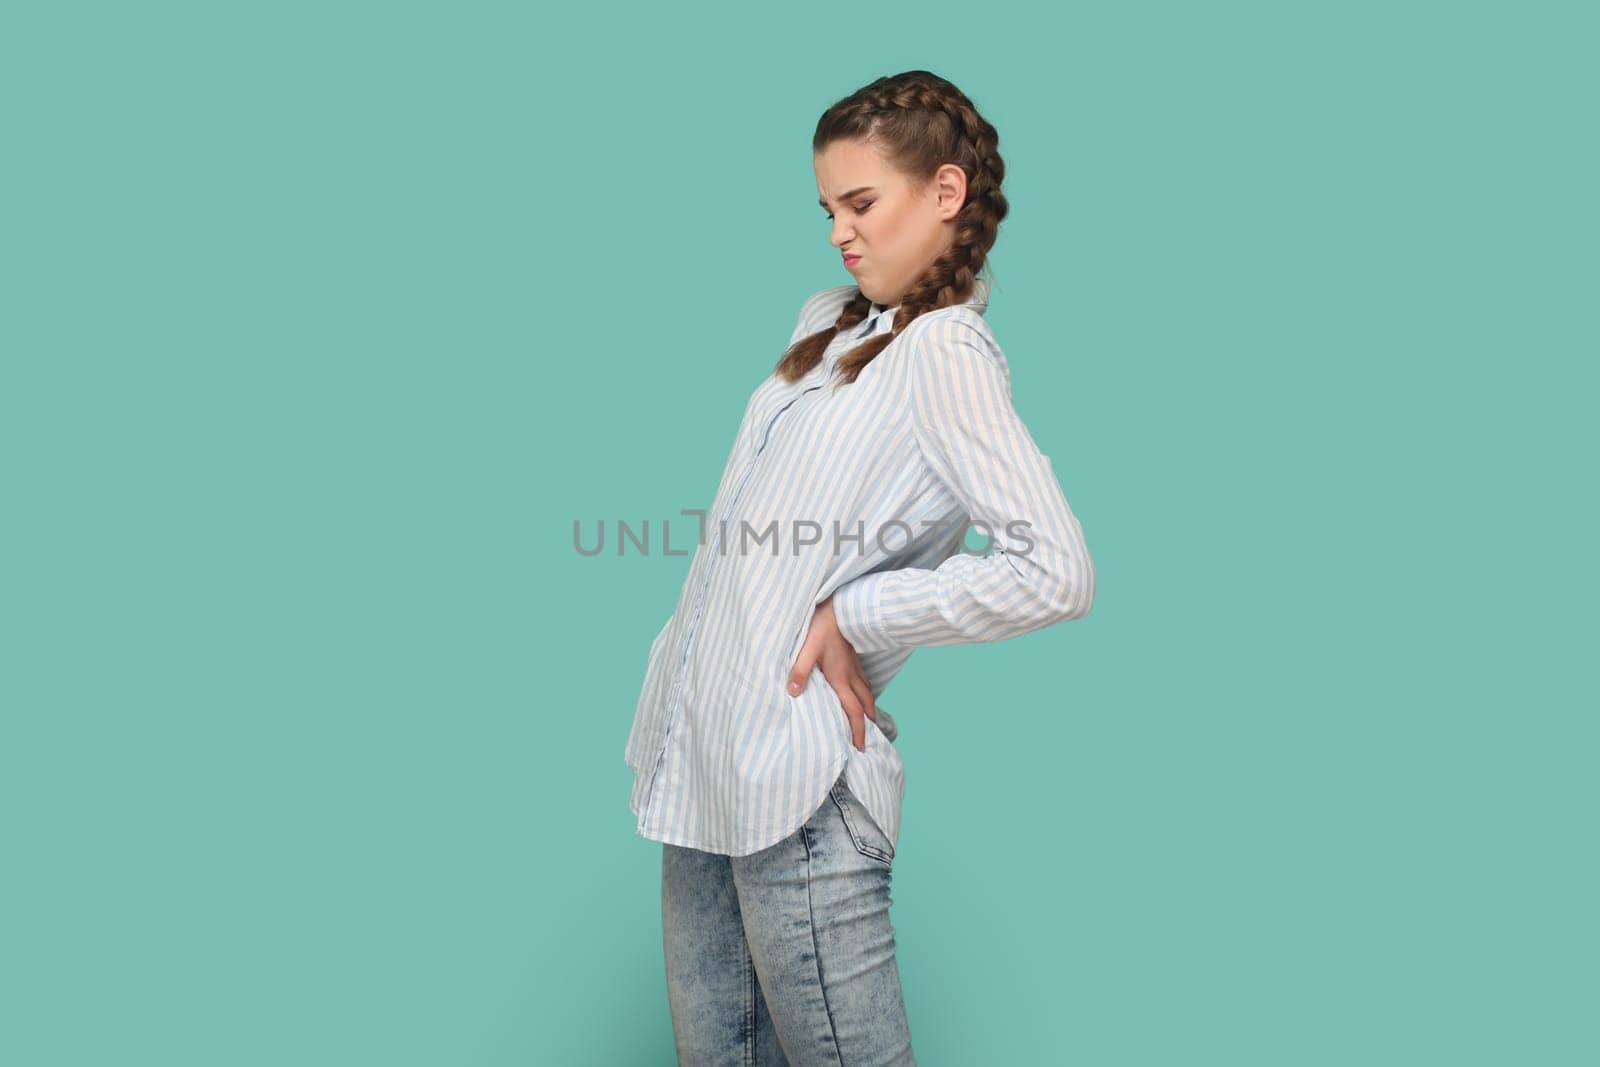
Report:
815,137,968,307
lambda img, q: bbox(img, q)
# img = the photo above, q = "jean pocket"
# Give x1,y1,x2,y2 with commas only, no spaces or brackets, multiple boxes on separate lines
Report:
828,778,895,866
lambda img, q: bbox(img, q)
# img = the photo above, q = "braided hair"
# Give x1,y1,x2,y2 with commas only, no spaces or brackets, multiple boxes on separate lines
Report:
776,70,1009,387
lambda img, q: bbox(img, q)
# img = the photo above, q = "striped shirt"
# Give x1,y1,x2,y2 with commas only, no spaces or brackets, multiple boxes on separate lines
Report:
624,276,1095,857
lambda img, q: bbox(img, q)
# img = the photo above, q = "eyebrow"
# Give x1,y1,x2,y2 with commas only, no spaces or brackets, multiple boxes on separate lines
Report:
818,186,878,209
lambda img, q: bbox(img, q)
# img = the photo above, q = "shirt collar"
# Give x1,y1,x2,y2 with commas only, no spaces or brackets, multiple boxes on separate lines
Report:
850,276,991,340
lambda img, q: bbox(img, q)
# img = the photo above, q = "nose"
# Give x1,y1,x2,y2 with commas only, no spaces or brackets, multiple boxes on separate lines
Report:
830,218,854,249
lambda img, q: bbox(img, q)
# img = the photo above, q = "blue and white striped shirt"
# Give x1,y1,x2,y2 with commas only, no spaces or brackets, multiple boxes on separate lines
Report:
624,276,1095,856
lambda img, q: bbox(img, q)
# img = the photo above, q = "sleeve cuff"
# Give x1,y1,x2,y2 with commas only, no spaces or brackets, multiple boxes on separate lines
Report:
830,573,902,654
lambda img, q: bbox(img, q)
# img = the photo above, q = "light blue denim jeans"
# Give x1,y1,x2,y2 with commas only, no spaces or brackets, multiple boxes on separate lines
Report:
661,769,916,1065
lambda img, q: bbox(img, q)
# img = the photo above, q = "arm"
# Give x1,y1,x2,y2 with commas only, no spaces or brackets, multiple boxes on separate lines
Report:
830,310,1095,651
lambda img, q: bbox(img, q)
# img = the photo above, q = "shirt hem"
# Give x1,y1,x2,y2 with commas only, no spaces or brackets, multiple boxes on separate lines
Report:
631,750,850,858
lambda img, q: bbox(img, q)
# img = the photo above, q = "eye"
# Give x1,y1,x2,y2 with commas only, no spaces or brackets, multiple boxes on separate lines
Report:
824,202,874,221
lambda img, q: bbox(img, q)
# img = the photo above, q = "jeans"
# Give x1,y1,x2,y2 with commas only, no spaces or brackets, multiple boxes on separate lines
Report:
661,770,916,1065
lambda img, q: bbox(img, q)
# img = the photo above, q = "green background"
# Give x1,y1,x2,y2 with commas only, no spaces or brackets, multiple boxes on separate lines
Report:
3,1,1593,1063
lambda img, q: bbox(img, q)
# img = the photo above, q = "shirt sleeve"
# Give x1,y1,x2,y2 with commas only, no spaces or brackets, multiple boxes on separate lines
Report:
830,309,1095,651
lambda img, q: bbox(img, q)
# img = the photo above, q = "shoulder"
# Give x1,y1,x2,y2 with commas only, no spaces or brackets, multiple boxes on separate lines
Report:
903,305,1007,377
792,284,859,337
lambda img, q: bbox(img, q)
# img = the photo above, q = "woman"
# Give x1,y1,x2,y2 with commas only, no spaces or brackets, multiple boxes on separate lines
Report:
623,70,1095,1065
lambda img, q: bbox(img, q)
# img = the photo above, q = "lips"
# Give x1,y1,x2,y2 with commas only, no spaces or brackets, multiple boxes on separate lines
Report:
842,253,861,266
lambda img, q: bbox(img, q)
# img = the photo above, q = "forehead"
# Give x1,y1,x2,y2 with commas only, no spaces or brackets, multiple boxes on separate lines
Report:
814,138,896,193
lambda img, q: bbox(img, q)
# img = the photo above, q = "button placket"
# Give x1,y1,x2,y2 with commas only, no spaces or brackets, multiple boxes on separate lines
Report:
639,364,832,829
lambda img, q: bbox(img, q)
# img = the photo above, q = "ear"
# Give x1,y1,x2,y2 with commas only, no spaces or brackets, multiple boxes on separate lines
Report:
934,163,968,221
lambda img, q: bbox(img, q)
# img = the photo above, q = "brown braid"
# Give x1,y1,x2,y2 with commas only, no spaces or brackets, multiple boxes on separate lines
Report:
774,70,1009,387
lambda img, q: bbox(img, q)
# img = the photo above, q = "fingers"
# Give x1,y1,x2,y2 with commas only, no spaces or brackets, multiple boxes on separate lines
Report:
849,675,878,725
788,641,817,696
841,691,866,752
788,624,876,753
828,668,867,752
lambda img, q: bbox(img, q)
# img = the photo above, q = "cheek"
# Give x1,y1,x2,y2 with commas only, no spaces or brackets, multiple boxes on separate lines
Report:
869,210,907,250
